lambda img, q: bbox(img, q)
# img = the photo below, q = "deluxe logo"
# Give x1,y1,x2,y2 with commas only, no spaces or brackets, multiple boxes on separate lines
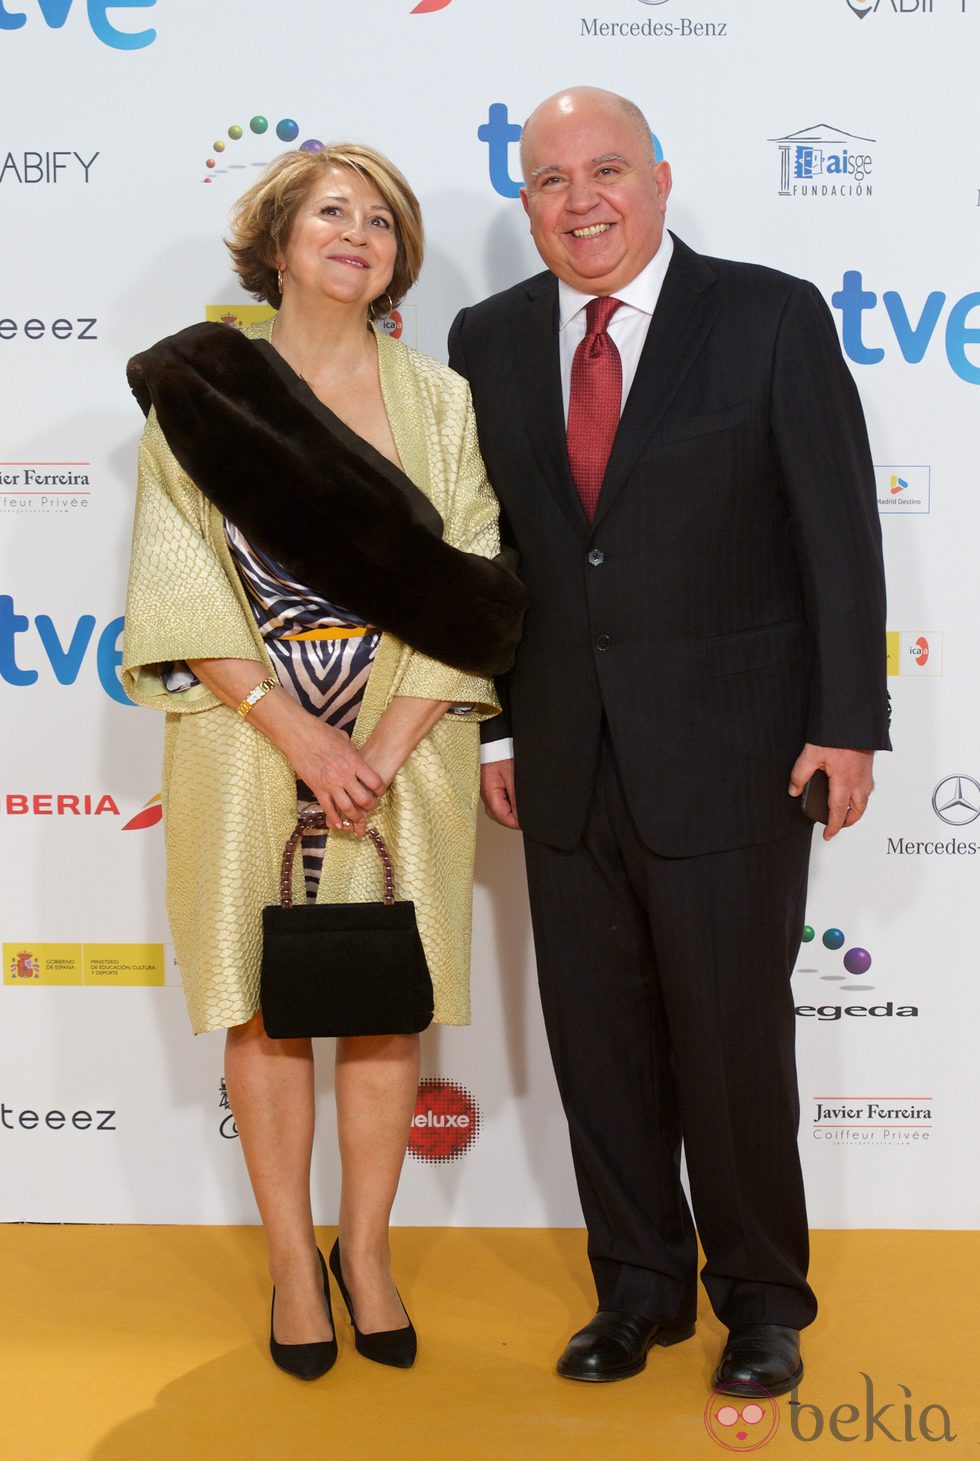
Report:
201,115,322,187
794,922,918,1020
407,1078,481,1163
810,1094,933,1146
3,942,165,987
845,0,968,16
0,595,130,706
479,102,664,199
770,123,873,199
830,273,980,384
874,463,930,514
0,0,156,49
0,151,98,185
2,792,120,817
886,630,942,676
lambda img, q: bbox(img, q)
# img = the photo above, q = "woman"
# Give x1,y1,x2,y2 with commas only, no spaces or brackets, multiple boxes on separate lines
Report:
121,144,526,1381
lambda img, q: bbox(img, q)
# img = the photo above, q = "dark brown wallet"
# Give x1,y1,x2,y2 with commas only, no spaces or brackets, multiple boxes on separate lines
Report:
801,769,830,825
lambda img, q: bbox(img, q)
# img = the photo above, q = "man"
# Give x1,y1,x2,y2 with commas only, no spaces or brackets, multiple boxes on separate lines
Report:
449,88,890,1394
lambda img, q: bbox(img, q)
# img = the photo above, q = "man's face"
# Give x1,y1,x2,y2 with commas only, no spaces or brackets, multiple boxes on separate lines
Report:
520,99,671,295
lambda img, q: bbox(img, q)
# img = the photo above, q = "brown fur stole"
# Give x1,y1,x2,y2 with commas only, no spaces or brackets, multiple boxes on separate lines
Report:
127,322,527,677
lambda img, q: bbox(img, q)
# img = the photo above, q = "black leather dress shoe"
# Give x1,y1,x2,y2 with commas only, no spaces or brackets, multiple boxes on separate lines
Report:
712,1323,803,1397
557,1310,696,1382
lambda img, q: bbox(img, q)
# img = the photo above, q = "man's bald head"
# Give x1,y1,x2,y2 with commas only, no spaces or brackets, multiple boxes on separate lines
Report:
520,87,655,176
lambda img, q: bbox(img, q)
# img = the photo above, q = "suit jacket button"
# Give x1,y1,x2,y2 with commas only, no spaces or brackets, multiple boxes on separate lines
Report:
588,549,605,566
595,634,611,651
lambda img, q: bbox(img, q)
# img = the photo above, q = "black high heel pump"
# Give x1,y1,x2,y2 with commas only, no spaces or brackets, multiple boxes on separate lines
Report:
328,1238,417,1369
269,1248,338,1380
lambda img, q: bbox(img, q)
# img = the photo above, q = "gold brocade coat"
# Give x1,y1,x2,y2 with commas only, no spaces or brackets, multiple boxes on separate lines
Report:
121,320,501,1035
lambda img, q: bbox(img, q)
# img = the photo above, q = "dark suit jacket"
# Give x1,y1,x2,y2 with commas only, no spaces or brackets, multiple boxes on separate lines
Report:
449,234,891,856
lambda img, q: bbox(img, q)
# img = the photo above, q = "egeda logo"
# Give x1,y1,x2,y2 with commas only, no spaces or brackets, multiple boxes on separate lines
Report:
0,0,157,49
478,102,664,199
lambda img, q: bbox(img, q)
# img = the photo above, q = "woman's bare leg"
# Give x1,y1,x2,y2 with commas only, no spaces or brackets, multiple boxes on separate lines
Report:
224,1010,333,1343
335,1033,420,1332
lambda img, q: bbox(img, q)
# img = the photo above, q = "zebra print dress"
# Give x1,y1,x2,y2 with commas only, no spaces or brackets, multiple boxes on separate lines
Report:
225,521,381,899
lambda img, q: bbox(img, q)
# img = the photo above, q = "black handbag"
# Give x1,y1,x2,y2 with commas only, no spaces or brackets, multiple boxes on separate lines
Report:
260,810,434,1039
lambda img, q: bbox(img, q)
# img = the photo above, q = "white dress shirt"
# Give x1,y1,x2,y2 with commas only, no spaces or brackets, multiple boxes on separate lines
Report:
481,233,675,765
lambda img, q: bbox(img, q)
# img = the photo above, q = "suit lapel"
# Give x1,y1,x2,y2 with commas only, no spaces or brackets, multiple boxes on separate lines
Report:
516,275,589,535
592,235,720,530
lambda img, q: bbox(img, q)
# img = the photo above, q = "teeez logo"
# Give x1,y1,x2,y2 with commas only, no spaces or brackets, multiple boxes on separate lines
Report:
407,1078,481,1163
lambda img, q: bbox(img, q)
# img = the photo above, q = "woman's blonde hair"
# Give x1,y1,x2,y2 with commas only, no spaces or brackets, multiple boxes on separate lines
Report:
226,143,424,311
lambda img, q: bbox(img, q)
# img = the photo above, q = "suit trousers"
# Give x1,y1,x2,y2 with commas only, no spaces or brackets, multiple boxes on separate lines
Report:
522,732,818,1330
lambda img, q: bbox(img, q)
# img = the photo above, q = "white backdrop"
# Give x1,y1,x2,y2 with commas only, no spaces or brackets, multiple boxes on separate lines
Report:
1,0,978,1229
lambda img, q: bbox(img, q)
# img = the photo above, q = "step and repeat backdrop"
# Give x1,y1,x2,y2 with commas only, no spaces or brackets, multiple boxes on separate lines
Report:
1,0,978,1228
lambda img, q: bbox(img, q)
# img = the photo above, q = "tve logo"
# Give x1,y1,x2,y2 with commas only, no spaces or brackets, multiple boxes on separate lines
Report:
0,595,131,705
831,272,980,384
0,0,157,50
478,102,664,199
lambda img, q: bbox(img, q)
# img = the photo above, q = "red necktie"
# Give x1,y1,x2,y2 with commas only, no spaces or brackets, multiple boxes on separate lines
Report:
566,295,623,522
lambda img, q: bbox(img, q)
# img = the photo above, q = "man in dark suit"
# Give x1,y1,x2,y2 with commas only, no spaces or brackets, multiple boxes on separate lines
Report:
449,88,889,1393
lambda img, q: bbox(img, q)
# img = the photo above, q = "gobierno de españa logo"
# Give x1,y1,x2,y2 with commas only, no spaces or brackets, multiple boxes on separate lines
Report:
407,1078,481,1163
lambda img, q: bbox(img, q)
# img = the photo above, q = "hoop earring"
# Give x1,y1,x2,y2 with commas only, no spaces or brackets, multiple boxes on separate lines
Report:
369,292,393,321
277,268,283,296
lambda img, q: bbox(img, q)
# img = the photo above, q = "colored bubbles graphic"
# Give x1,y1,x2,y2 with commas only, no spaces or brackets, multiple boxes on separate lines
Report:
822,928,846,951
801,925,815,943
843,947,872,976
203,114,321,181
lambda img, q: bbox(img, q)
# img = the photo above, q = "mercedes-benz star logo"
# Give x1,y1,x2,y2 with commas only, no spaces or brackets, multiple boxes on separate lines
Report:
932,775,980,826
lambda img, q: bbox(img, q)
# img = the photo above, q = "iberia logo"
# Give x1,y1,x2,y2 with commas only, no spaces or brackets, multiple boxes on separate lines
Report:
407,1078,480,1163
121,794,162,832
411,0,453,11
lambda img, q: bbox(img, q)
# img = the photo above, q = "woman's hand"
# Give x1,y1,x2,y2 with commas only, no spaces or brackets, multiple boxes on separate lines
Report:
185,657,385,834
285,714,385,836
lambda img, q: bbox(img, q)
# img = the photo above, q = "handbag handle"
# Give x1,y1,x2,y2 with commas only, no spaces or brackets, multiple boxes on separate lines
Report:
278,809,395,910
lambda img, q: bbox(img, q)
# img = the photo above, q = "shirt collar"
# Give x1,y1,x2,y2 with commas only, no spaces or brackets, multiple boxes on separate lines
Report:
557,230,675,330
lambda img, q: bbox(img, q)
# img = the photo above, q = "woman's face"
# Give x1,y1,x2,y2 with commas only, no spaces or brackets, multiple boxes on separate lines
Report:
279,165,398,311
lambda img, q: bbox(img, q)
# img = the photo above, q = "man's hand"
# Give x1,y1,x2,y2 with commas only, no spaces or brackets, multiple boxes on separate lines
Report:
789,744,875,842
481,758,520,830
